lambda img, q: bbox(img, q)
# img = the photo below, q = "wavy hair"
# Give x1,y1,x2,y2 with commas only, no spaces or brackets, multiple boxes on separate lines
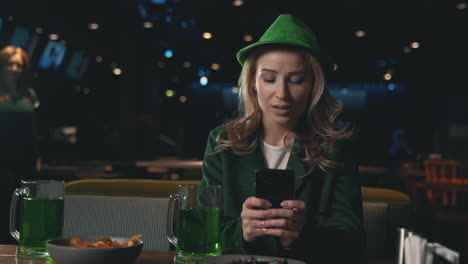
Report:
214,44,353,171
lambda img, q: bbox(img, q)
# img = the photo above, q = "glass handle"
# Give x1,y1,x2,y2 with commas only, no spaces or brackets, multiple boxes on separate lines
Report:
10,188,21,241
167,193,179,247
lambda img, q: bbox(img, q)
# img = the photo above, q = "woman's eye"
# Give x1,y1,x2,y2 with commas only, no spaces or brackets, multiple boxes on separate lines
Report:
263,79,275,83
290,78,304,84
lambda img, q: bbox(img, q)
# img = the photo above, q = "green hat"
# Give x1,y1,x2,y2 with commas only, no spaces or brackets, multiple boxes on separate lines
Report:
236,14,334,77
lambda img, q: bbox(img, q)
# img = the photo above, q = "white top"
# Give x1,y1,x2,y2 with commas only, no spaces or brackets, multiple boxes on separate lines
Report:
260,140,292,169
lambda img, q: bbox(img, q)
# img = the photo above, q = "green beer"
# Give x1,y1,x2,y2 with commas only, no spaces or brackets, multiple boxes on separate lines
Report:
18,197,64,256
177,208,221,257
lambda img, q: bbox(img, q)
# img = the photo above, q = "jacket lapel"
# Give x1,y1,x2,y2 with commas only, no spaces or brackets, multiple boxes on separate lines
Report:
287,139,308,193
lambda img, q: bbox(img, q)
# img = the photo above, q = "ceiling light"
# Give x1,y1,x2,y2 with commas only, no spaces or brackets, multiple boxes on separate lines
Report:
179,96,187,103
166,90,175,98
384,73,392,80
202,32,212,39
113,68,122,75
96,56,103,63
49,34,59,40
143,22,153,28
157,61,165,68
200,76,208,86
164,49,173,58
411,42,420,49
233,0,244,6
402,47,412,53
456,2,467,9
243,35,253,42
35,27,44,34
355,30,366,37
211,63,220,70
183,61,192,68
89,23,99,30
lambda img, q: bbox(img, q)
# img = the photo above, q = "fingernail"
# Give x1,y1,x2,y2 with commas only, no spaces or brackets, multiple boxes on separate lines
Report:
292,207,298,212
281,201,287,207
262,228,268,232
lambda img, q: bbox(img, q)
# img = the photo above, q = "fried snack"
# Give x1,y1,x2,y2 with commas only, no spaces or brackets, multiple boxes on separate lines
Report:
69,235,143,248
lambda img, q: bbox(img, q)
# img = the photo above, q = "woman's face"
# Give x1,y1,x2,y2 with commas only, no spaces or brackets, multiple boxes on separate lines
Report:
2,53,24,81
254,49,313,130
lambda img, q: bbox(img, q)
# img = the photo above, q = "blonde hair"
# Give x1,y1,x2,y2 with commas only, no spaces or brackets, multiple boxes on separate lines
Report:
215,44,353,171
0,46,31,93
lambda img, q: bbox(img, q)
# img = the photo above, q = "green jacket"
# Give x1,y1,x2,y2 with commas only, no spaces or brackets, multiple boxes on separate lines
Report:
199,125,366,263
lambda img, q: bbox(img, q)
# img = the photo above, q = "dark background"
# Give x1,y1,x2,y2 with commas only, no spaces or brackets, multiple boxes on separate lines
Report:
1,0,467,166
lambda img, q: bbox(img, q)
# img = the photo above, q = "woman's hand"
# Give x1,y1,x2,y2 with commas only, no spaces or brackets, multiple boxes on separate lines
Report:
241,198,307,249
241,196,272,243
262,200,307,249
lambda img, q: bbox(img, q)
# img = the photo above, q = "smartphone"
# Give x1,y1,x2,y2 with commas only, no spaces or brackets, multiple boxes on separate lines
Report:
255,169,295,208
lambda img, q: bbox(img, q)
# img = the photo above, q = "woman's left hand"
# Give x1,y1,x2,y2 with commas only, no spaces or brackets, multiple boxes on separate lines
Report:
261,200,307,249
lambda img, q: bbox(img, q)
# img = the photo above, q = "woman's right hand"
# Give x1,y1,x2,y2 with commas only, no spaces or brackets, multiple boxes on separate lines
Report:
240,196,272,242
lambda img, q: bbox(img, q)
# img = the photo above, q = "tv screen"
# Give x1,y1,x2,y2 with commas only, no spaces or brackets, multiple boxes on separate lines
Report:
65,51,89,80
38,40,66,70
10,26,31,48
10,26,39,57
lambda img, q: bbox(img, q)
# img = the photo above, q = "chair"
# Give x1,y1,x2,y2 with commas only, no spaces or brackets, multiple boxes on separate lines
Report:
410,160,468,263
63,195,170,251
65,179,200,198
361,187,413,263
423,159,468,207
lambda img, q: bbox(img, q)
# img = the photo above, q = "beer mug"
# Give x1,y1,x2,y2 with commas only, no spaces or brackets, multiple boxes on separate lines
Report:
167,184,222,263
10,180,64,259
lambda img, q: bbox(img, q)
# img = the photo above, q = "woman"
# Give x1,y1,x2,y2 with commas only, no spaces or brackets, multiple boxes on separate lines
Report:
0,46,40,244
199,14,365,263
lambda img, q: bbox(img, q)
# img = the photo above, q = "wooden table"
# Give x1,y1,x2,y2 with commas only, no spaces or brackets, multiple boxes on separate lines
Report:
136,160,203,170
0,245,175,264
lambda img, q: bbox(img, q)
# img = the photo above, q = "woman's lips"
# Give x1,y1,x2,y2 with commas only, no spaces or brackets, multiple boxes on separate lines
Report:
272,105,292,115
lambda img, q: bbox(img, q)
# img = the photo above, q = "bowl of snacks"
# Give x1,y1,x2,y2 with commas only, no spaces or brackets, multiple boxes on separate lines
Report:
47,235,143,264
